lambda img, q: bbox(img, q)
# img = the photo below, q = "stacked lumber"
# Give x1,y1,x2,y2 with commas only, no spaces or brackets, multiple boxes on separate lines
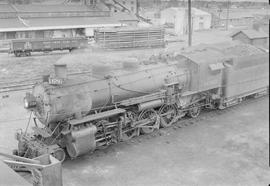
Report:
94,27,165,49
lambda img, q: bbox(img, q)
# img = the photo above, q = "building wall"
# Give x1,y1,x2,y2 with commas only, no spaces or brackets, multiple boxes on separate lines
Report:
160,8,175,25
192,14,212,30
232,32,251,44
174,10,186,35
160,8,186,35
160,8,212,35
251,38,268,47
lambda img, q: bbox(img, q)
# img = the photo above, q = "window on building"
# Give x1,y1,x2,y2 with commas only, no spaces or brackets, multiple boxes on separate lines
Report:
44,30,53,38
122,1,125,5
6,32,16,39
131,1,134,4
16,32,25,39
131,7,134,12
0,32,5,40
27,31,35,39
35,31,45,39
200,16,204,20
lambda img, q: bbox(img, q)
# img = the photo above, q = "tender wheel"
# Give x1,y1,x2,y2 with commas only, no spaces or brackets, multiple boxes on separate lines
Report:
158,104,177,128
25,51,31,56
51,148,66,162
16,51,22,57
187,104,201,118
139,109,159,134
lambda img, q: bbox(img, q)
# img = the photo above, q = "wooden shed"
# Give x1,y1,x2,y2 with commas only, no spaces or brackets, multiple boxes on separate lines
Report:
230,29,268,48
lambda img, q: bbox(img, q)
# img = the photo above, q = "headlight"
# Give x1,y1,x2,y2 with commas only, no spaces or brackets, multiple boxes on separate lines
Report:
24,98,29,108
24,92,36,109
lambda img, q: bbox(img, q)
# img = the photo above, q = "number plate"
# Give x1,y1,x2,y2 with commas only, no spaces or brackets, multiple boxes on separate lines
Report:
49,78,63,85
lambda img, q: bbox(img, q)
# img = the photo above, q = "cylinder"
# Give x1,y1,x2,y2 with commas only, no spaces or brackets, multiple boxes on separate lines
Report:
42,75,50,82
66,125,97,158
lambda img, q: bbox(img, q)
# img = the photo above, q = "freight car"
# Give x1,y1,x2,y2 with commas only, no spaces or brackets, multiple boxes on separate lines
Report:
10,37,87,57
13,42,269,161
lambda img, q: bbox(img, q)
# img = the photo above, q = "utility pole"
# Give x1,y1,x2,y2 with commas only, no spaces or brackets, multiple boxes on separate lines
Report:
226,0,230,30
188,0,192,46
136,0,139,15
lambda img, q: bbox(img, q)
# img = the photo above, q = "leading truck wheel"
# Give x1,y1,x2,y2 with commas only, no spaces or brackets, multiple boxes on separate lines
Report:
14,51,21,57
25,51,31,56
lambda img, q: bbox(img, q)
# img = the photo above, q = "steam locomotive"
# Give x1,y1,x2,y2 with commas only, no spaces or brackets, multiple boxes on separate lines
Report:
14,42,269,161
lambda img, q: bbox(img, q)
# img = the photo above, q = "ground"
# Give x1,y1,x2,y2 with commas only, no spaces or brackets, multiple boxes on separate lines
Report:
0,29,269,186
0,91,269,186
62,96,269,186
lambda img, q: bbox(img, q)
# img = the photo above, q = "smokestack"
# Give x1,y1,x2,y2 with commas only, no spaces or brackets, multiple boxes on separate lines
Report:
42,75,50,82
54,64,67,79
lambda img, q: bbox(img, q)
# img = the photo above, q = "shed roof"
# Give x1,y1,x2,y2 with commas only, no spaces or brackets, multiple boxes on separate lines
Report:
0,4,108,13
230,29,268,39
0,4,16,13
0,16,122,32
0,4,139,32
0,18,25,29
192,8,211,16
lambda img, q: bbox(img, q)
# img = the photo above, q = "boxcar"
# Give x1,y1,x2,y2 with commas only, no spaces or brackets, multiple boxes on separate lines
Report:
10,37,87,57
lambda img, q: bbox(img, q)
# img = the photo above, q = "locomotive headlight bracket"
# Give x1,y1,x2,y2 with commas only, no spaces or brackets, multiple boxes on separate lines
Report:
24,92,37,109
